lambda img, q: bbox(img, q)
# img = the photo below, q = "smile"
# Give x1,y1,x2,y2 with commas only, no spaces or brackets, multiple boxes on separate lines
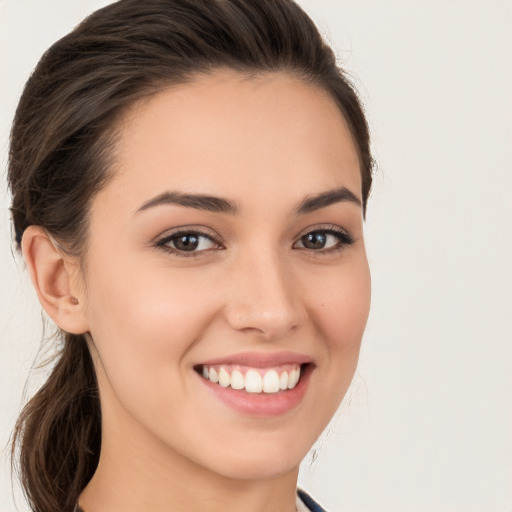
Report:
194,352,313,416
199,364,302,393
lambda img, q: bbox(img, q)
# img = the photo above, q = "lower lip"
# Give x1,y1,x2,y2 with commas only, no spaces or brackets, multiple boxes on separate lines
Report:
198,365,313,417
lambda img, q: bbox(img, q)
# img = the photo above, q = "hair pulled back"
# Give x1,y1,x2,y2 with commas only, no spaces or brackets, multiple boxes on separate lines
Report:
8,1,373,511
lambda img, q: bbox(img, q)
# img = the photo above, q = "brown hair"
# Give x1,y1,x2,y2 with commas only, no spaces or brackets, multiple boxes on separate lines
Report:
8,1,374,510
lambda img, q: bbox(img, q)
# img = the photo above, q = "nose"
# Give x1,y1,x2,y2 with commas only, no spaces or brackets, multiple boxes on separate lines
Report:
224,248,306,340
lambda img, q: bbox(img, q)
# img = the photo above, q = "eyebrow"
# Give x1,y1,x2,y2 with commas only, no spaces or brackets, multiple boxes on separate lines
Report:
294,186,361,214
135,186,361,216
135,191,237,215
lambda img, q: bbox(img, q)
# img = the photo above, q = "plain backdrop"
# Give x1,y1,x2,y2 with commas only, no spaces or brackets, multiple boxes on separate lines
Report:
1,1,511,511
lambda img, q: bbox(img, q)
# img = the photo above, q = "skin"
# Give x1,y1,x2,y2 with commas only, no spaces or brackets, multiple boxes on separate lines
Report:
23,70,371,512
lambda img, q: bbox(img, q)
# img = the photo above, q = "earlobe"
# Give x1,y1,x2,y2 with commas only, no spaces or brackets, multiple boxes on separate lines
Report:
21,226,89,334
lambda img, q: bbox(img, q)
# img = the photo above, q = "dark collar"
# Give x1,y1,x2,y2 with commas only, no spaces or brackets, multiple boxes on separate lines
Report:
297,488,328,512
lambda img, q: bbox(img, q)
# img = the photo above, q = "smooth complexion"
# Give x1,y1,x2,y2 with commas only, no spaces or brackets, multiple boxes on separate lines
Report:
24,70,371,512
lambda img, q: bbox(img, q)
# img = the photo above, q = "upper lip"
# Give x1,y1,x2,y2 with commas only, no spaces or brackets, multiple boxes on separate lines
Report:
197,351,313,368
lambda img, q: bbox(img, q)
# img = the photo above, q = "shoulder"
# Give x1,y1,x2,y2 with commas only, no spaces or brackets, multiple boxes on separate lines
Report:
297,488,328,512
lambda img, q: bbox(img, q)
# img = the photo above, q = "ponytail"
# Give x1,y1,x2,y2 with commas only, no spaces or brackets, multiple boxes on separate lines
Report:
12,334,101,512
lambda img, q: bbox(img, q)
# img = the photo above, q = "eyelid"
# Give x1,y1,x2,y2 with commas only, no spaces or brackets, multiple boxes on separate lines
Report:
295,223,353,240
153,225,224,255
293,224,354,252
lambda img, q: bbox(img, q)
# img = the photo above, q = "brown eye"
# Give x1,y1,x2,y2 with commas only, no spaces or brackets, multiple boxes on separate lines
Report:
294,228,354,253
173,234,200,251
301,232,327,250
156,231,219,255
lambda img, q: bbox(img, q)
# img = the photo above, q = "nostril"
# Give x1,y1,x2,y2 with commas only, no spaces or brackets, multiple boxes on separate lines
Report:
224,281,306,339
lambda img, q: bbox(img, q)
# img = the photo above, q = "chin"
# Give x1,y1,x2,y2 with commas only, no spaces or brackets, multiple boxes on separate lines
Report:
192,431,312,481
208,452,301,481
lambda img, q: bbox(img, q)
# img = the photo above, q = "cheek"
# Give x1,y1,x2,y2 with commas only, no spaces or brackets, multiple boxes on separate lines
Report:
83,256,221,401
305,257,370,403
88,249,218,334
310,257,371,349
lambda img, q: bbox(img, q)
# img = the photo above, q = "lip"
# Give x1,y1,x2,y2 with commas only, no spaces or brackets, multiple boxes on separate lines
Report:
194,352,315,417
197,350,313,368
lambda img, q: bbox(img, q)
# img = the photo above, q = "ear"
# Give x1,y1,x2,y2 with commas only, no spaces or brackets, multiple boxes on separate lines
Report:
21,225,89,334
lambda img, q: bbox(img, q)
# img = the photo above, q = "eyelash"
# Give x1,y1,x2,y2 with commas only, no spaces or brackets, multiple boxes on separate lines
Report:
154,228,222,257
154,225,354,258
293,226,354,255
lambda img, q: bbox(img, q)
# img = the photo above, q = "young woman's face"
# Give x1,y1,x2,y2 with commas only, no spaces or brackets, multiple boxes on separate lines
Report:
79,71,371,481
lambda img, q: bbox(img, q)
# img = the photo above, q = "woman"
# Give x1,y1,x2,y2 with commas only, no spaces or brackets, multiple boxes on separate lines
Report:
8,1,373,511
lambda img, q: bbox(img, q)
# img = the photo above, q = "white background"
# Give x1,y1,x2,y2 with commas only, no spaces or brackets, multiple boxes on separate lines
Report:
1,1,511,511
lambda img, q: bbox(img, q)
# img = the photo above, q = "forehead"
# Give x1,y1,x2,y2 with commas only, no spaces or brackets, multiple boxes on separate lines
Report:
98,70,362,214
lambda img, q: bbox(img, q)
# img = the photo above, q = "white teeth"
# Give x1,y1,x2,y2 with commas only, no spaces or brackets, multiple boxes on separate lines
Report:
245,369,263,393
202,364,303,393
279,371,289,390
209,367,219,383
230,369,245,390
288,368,300,389
218,367,231,387
262,369,280,393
